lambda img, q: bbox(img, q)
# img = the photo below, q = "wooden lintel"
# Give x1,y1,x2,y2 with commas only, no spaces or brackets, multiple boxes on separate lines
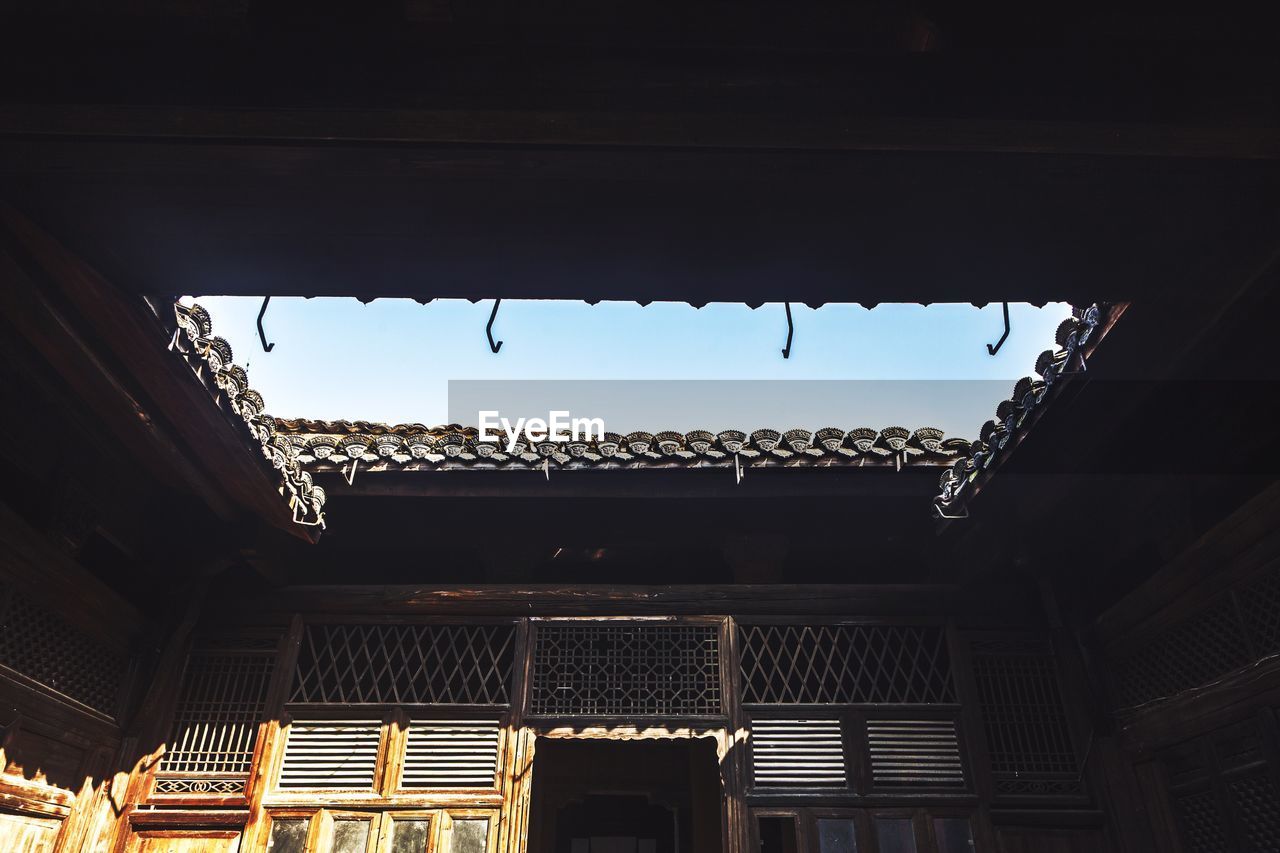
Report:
314,466,938,500
3,106,1280,160
224,582,1039,622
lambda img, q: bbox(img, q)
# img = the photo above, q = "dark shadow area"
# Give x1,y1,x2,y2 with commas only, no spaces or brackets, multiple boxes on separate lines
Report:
529,738,724,853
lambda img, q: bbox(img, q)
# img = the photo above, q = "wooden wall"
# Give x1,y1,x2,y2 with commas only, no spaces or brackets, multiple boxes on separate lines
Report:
1094,481,1280,853
52,580,1127,853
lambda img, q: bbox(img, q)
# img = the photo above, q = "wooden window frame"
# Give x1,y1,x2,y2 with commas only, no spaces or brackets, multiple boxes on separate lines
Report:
752,807,806,853
749,805,983,853
261,807,496,853
375,811,437,853
745,708,973,800
524,616,730,724
394,712,506,795
262,710,511,810
805,808,868,853
266,711,395,803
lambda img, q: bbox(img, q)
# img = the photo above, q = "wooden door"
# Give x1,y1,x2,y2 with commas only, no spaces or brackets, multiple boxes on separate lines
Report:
0,812,62,853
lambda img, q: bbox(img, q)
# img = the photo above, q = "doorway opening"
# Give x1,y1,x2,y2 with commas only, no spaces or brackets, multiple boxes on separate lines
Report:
528,738,724,853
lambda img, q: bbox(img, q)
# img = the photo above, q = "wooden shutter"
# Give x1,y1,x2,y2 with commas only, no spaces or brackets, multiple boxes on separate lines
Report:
750,719,846,788
867,719,965,788
278,721,382,789
401,720,501,789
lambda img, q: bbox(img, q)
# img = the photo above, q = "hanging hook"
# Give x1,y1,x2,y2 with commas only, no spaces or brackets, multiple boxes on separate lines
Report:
486,299,503,353
781,302,794,358
986,302,1010,356
256,296,275,352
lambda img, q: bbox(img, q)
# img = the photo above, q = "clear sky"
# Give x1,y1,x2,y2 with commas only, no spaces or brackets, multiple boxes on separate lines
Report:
189,297,1072,437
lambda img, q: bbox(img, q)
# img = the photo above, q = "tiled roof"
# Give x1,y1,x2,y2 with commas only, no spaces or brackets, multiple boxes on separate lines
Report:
168,298,1107,525
171,303,326,529
270,421,972,471
933,304,1111,519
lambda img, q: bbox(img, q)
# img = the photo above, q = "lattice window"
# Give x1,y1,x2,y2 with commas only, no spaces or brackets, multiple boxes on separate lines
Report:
401,720,501,789
279,721,383,789
1174,790,1230,853
291,624,514,705
1110,596,1253,709
750,718,846,789
1240,566,1280,656
1229,772,1280,852
739,624,954,705
157,641,277,792
0,583,127,716
866,718,966,789
970,639,1078,792
529,624,721,716
1160,717,1280,853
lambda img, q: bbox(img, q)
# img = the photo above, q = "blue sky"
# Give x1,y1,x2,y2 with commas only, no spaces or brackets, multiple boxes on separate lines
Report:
190,298,1071,436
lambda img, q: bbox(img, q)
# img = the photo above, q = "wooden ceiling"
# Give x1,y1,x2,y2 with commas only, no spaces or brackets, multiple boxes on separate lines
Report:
3,0,1280,307
3,0,1280,612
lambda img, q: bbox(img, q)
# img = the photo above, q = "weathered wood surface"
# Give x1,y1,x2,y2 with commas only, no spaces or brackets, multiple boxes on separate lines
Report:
0,207,315,541
0,501,142,641
6,106,1280,160
1095,479,1280,646
225,583,1042,622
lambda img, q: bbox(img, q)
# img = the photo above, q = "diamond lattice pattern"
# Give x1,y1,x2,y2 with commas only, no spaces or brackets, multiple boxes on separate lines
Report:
0,584,127,715
1240,567,1280,656
291,624,515,705
739,624,954,704
1111,596,1253,709
1230,772,1280,852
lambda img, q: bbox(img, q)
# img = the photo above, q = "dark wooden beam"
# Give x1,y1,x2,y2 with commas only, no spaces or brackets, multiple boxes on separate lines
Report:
0,500,142,644
314,466,939,499
5,106,1280,159
1093,480,1280,648
0,247,238,520
4,132,1279,308
0,206,317,542
223,582,1042,623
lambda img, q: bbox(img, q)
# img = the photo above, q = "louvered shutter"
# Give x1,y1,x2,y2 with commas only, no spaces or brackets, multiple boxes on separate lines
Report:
402,720,501,789
867,719,965,788
751,719,846,788
279,721,382,789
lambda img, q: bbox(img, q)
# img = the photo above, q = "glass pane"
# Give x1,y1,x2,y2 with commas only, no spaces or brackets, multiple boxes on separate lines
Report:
332,819,372,853
269,818,309,853
874,819,917,853
451,818,489,853
817,818,858,853
391,819,433,853
932,818,974,853
758,817,798,853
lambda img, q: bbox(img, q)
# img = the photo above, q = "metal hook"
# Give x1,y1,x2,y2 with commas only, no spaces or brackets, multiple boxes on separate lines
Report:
986,302,1010,355
781,302,794,358
257,296,275,352
933,499,970,520
487,299,503,353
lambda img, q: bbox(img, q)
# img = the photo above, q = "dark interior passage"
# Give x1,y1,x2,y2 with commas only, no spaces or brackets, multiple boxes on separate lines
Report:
529,738,724,853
